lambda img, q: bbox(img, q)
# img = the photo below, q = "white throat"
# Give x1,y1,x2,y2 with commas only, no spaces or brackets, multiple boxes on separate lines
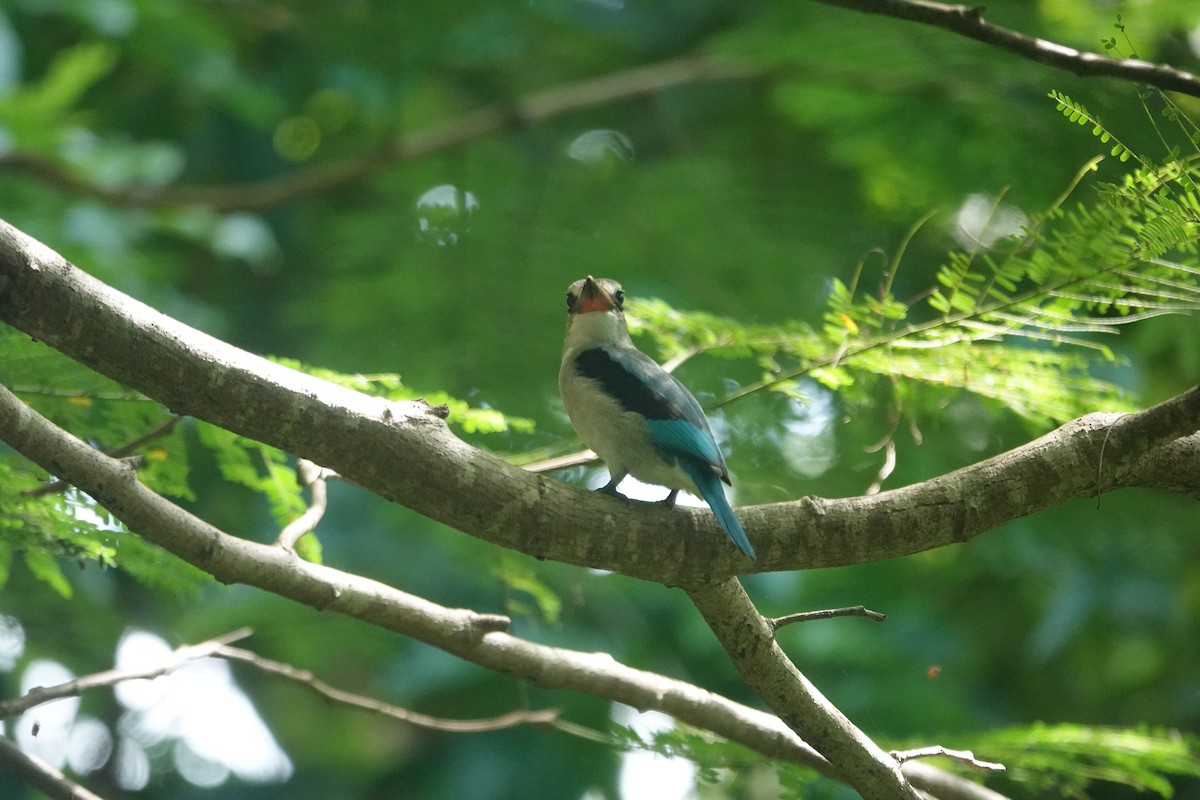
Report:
563,309,633,355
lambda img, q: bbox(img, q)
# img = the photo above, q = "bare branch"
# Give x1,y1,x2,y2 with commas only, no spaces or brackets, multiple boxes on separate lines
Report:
893,745,1006,772
107,415,183,458
23,454,145,498
811,0,1200,98
275,459,335,550
0,629,253,719
0,735,108,800
215,645,558,733
688,578,920,800
3,5,1193,221
0,56,754,213
522,448,597,474
770,605,888,631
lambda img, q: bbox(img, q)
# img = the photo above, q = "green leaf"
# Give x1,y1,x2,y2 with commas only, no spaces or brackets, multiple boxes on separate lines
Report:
629,121,1200,430
961,723,1200,798
294,532,323,564
23,548,73,599
494,556,562,625
0,542,11,591
0,42,118,147
32,43,118,117
266,357,535,436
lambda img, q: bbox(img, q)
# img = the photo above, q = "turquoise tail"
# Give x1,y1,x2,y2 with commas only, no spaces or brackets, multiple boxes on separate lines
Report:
683,464,756,559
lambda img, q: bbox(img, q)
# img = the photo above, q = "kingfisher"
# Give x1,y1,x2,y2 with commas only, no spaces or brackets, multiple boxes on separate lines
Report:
558,276,755,559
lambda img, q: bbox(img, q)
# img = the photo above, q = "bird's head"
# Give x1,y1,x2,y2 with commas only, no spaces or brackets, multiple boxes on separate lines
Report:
566,276,625,315
563,276,631,349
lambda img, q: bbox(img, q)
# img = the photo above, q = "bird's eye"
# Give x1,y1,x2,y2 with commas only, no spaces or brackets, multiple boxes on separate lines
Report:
565,291,577,312
613,289,625,309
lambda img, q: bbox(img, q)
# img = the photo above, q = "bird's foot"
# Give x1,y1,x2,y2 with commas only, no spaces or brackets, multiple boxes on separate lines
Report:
596,480,624,498
657,489,680,508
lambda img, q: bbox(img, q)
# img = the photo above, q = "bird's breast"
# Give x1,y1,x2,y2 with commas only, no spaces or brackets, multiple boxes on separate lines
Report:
559,356,695,492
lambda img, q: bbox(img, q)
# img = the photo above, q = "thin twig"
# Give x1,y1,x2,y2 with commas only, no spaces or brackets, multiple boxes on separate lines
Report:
215,645,559,733
810,0,1200,98
108,415,182,457
659,346,699,375
21,415,180,498
0,735,108,800
892,745,1006,772
522,448,598,474
275,459,336,550
0,56,753,212
0,628,253,719
22,455,145,498
769,605,887,632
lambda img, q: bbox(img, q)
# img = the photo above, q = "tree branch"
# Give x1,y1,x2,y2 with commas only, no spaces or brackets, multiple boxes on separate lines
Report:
0,629,253,719
769,605,888,630
810,0,1200,99
892,745,1006,772
214,644,560,733
0,735,108,800
0,55,753,213
0,380,1000,800
4,7,1195,219
688,579,921,799
0,220,1197,586
21,414,180,498
274,459,334,550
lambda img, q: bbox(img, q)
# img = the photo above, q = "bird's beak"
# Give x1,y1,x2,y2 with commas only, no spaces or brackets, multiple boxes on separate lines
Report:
574,275,617,314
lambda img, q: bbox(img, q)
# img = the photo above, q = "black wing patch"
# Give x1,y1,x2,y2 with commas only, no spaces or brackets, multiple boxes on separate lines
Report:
573,346,702,425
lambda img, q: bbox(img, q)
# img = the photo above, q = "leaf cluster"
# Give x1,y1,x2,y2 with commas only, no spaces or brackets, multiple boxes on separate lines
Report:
626,93,1200,429
614,721,1200,800
0,338,535,591
964,723,1200,799
0,330,206,596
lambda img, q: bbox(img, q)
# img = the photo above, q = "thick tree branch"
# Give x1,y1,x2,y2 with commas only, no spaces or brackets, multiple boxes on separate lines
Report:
21,415,180,498
688,578,921,800
0,381,999,799
0,55,752,213
811,0,1200,98
0,221,1197,586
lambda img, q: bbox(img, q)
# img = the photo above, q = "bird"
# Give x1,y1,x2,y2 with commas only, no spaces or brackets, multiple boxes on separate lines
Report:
558,276,755,559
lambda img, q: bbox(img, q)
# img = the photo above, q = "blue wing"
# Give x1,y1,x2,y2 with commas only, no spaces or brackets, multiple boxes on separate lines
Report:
645,418,722,467
574,346,754,558
573,345,727,472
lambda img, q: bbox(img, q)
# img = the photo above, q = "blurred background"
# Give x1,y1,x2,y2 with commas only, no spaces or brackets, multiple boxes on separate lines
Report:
1,1,1199,798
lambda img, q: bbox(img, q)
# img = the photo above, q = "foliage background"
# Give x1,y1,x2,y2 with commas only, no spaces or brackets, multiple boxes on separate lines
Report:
1,1,1199,798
